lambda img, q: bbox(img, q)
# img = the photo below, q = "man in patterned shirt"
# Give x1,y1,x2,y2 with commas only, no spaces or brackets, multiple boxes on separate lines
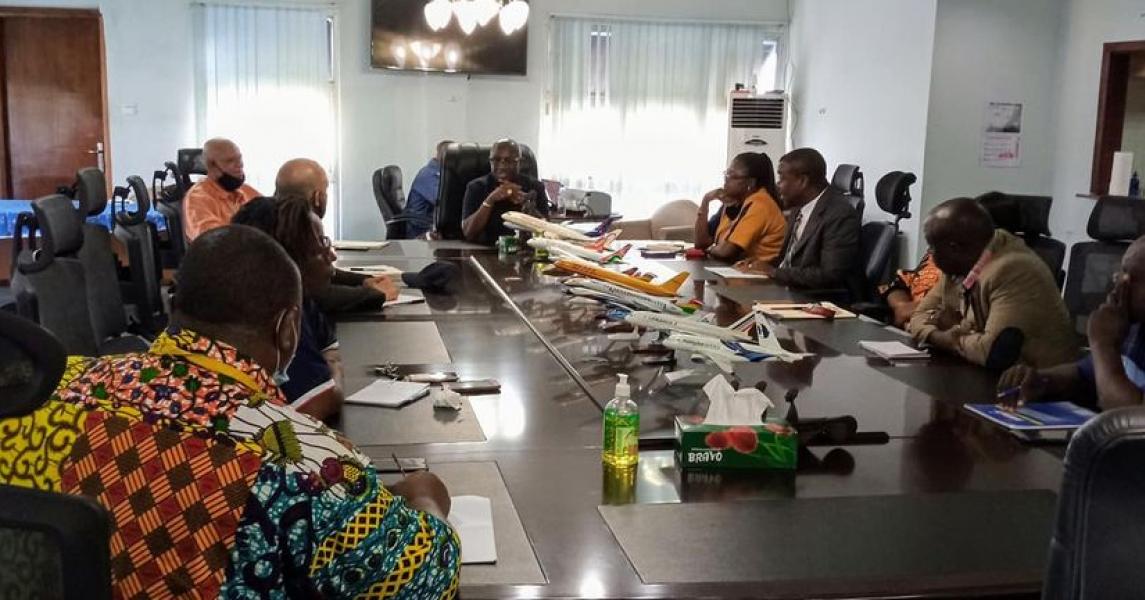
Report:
0,225,460,598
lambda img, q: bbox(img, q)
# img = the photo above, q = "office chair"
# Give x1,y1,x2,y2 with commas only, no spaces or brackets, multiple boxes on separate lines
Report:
977,191,1067,289
851,171,917,321
153,163,188,267
1043,406,1145,600
1063,196,1144,335
435,142,539,239
112,176,166,334
0,312,113,600
373,165,430,239
176,147,206,189
74,168,137,343
858,222,896,301
831,164,865,219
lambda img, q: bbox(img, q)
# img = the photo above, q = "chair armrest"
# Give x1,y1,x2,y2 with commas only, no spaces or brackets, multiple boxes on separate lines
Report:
657,225,694,242
614,219,652,240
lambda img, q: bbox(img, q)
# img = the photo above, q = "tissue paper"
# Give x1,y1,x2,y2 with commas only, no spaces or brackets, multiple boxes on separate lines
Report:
701,376,774,425
1111,151,1134,196
674,376,797,470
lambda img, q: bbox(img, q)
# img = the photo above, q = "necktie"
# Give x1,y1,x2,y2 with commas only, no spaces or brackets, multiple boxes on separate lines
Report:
780,210,803,268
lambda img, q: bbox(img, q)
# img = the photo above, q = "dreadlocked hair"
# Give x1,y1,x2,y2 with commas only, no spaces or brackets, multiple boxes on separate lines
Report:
272,193,321,268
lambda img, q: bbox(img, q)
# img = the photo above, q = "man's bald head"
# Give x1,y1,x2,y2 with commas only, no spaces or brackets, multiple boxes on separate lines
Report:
275,158,329,218
924,197,997,277
202,138,245,182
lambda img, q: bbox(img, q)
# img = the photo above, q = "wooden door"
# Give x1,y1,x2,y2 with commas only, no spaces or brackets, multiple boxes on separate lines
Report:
1,11,109,199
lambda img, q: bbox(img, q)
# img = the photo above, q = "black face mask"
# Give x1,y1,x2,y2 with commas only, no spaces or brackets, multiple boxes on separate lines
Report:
218,172,245,192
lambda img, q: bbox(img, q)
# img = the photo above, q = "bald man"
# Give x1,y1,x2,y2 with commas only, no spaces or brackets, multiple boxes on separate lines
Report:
183,138,261,240
274,159,399,313
1000,236,1145,411
908,197,1078,369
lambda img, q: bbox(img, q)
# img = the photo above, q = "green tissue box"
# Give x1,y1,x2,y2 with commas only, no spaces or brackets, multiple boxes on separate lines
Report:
674,415,798,470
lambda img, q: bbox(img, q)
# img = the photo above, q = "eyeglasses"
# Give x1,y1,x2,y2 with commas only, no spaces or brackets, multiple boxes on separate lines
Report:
723,170,750,181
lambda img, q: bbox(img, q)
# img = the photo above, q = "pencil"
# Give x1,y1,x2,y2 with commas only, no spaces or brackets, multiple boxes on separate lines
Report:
391,453,406,476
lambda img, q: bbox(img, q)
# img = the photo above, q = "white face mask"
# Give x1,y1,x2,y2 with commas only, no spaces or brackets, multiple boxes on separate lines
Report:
271,309,298,386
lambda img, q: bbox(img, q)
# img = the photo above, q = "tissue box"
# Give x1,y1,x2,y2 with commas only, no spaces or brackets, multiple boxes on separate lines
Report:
674,415,798,470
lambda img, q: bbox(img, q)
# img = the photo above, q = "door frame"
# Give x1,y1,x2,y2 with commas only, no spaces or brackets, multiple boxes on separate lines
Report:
0,6,111,196
1090,40,1145,196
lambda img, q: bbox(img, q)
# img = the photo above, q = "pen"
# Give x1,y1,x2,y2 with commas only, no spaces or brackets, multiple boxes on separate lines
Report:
996,387,1021,400
391,453,406,476
1005,409,1044,426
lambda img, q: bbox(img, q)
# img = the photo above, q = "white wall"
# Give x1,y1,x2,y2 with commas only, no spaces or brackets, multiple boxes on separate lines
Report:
921,0,1064,221
339,0,790,239
788,0,938,263
0,0,197,192
1049,0,1145,247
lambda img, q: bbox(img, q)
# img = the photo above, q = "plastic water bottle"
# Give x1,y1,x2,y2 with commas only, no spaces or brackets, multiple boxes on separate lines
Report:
602,374,639,467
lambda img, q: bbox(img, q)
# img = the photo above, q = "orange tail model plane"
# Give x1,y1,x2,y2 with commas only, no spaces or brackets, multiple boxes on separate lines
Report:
553,257,690,297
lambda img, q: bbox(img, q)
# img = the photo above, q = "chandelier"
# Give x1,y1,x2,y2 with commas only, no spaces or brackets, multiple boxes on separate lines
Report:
423,0,529,36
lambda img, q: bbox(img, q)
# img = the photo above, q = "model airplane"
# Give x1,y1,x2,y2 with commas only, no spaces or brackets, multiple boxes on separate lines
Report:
502,211,593,242
553,257,690,297
662,313,812,373
563,277,700,314
527,238,631,264
606,309,754,342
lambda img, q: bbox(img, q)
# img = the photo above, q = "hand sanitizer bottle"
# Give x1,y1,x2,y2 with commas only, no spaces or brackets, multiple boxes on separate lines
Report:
602,374,639,467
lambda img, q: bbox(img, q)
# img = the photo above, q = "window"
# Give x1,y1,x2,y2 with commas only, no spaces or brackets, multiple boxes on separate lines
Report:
193,3,340,232
543,17,784,218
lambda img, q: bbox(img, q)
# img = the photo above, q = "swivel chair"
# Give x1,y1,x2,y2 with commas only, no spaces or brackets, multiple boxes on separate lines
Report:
373,165,430,239
977,191,1066,289
1063,196,1145,335
435,142,539,240
112,176,166,334
831,164,865,219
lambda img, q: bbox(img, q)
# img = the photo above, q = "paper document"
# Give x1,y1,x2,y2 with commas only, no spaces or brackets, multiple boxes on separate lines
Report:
754,302,857,320
858,340,930,360
964,402,1096,431
346,379,430,408
449,495,497,564
333,240,390,251
706,267,769,280
385,293,425,307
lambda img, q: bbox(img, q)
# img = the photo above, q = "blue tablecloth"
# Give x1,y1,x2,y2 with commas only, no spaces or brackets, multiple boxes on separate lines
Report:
0,199,167,238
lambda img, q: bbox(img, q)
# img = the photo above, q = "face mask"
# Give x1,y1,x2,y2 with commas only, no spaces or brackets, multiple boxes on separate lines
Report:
271,309,298,386
218,172,245,192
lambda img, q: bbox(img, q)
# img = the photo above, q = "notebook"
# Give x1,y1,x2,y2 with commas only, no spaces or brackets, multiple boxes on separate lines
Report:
347,264,403,277
706,266,769,280
333,240,390,251
346,379,430,408
385,294,426,307
858,340,930,360
964,402,1096,431
449,495,497,564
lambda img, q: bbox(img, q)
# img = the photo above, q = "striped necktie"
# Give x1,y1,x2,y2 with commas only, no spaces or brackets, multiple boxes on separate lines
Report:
780,210,803,268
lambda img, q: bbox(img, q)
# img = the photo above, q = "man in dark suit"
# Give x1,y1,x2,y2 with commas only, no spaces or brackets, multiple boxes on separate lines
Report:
460,139,549,245
737,148,861,291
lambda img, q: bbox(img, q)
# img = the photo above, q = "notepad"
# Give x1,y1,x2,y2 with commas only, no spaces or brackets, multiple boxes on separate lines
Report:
385,294,425,307
346,379,430,408
754,302,858,320
858,340,930,360
449,495,497,564
348,264,403,277
964,402,1096,431
706,266,769,280
333,240,390,251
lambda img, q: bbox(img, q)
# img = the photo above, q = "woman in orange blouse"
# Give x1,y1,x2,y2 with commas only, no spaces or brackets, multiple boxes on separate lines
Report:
693,152,787,264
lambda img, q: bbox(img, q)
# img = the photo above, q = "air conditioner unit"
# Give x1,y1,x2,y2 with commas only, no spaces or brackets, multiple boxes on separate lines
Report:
727,91,789,164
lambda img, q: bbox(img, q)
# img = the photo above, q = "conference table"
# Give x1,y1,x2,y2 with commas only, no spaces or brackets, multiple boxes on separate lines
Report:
332,240,1063,599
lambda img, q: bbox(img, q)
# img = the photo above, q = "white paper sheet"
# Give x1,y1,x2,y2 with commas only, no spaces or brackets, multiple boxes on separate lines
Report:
858,340,930,360
705,267,769,280
333,240,390,251
347,264,404,278
385,293,426,307
345,379,430,408
449,495,497,564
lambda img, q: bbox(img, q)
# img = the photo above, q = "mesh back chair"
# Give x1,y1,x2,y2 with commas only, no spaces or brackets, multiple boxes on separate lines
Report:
831,164,865,220
1064,196,1145,335
112,176,165,334
373,165,430,239
152,163,188,268
435,142,539,239
1044,407,1145,600
977,191,1067,288
0,312,113,600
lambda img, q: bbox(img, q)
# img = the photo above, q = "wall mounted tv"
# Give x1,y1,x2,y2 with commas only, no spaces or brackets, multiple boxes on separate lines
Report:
371,0,528,75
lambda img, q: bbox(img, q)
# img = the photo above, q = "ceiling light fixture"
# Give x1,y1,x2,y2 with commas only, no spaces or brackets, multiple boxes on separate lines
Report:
423,0,528,36
423,0,452,31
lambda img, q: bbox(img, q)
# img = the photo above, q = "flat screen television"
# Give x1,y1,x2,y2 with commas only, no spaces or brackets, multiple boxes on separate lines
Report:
370,0,528,75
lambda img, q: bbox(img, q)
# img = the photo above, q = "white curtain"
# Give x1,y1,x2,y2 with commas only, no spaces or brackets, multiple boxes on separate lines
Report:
542,17,784,218
193,3,338,229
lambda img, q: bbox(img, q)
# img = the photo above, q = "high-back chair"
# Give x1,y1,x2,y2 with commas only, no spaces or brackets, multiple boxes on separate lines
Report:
831,164,864,219
1064,196,1145,335
435,142,539,239
153,162,188,267
373,165,430,239
74,168,132,345
112,176,166,334
977,191,1067,289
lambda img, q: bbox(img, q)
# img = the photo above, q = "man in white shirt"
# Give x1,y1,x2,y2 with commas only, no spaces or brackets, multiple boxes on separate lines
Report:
743,148,861,292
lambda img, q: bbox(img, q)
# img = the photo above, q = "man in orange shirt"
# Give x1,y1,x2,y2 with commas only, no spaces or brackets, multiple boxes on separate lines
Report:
183,137,261,240
693,152,787,263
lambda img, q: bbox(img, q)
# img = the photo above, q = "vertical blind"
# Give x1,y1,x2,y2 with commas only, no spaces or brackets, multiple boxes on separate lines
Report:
542,17,784,218
193,3,337,227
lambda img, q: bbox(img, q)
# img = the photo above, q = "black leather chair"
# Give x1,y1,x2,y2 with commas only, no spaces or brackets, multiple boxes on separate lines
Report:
373,165,430,239
176,147,206,190
1043,406,1145,599
0,312,113,600
858,221,896,300
977,191,1067,289
434,142,539,240
874,171,915,232
112,176,166,334
1063,196,1145,335
831,164,864,220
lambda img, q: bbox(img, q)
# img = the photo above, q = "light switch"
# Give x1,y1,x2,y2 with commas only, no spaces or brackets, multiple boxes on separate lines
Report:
120,104,139,116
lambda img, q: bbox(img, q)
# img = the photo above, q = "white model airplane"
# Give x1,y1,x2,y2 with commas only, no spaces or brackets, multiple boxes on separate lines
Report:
606,309,754,342
502,211,594,242
662,312,812,373
564,277,701,314
527,238,631,264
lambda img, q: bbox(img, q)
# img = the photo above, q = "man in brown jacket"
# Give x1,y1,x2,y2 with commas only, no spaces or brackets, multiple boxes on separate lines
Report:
908,197,1079,368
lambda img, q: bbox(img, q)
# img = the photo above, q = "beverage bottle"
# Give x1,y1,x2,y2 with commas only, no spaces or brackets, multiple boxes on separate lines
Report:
602,374,639,467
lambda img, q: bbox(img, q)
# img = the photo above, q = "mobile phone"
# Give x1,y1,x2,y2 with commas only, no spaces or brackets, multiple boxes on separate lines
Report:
444,379,502,394
406,371,458,383
377,457,429,473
